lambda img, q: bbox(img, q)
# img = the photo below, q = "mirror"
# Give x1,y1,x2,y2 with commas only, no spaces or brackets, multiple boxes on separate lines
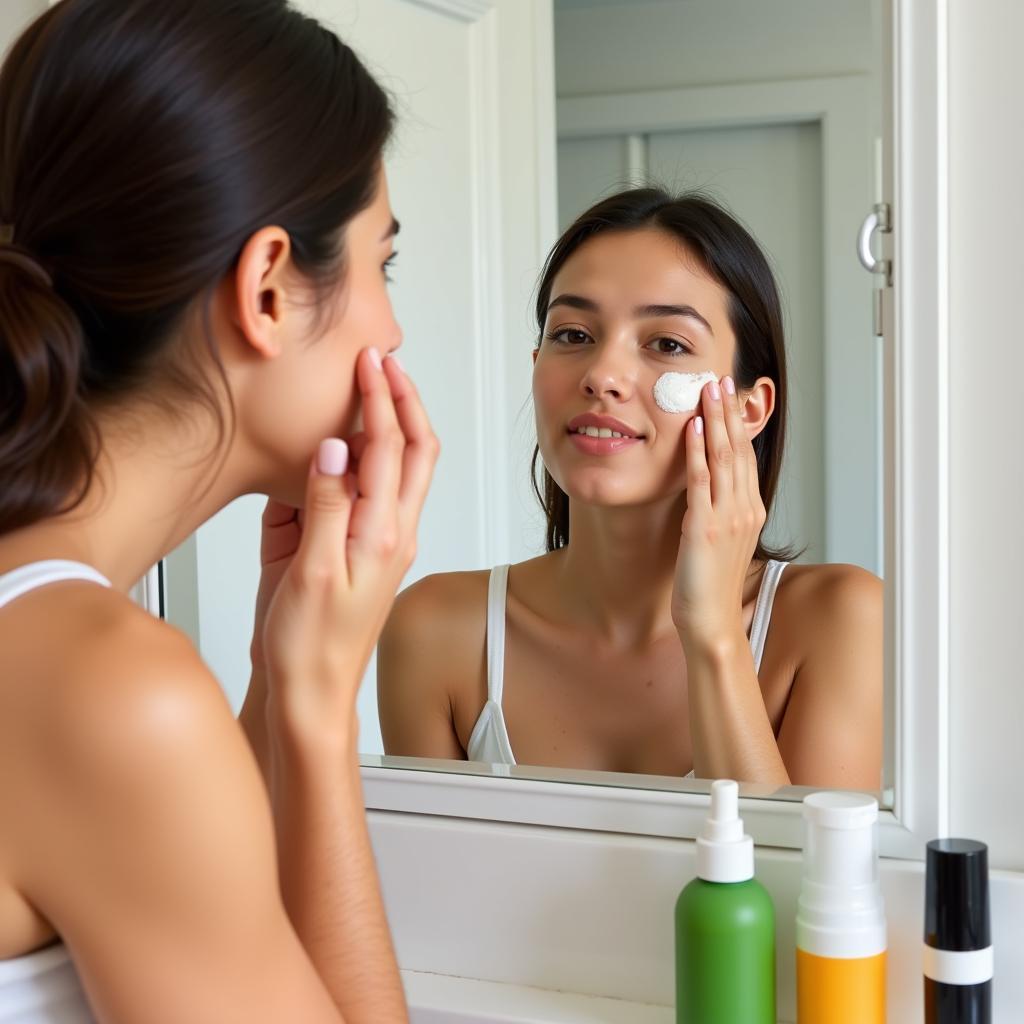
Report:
164,0,891,801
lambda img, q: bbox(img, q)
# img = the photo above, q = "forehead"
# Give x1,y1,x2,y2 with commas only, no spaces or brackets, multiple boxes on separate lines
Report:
549,228,730,318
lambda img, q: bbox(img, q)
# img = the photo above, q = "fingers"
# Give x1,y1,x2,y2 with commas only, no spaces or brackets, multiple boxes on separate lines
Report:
700,377,733,503
720,375,755,499
294,438,353,586
347,348,404,555
262,499,298,528
685,413,712,516
382,355,439,522
260,499,300,564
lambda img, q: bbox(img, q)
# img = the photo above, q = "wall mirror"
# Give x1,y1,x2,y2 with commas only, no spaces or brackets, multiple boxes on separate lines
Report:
159,0,950,853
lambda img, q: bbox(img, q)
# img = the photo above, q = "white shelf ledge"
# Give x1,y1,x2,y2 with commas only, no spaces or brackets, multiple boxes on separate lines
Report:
404,970,673,1024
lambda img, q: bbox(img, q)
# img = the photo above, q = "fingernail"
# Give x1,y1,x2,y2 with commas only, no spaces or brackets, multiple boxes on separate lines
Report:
317,438,349,476
694,416,704,436
388,353,405,374
709,380,721,401
369,347,383,370
723,376,736,396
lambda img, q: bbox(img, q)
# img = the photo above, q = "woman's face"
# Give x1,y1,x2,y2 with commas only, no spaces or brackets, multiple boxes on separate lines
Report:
533,227,739,509
237,169,401,504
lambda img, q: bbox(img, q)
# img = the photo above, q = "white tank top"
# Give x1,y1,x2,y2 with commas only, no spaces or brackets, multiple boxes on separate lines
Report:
0,561,110,1024
466,559,789,770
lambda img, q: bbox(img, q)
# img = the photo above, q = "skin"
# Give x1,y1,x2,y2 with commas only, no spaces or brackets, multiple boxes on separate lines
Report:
0,169,439,1022
379,227,882,789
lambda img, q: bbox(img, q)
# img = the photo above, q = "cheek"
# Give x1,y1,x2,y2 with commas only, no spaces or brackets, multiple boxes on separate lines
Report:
532,355,569,419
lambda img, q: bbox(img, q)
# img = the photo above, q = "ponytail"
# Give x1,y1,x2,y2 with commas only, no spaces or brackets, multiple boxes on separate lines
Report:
0,242,97,532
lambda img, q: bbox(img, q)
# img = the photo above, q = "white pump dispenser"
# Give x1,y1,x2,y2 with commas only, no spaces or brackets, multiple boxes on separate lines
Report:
696,779,755,883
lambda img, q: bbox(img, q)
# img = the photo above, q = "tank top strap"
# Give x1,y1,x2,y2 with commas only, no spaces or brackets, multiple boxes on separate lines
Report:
0,559,111,610
485,564,511,706
748,559,788,674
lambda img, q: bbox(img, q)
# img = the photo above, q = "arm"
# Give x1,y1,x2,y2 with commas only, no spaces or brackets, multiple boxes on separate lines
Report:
675,377,882,788
684,631,791,786
377,577,470,760
674,375,790,786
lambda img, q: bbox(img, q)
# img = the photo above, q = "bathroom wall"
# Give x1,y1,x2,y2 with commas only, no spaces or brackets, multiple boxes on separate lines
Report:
0,0,43,51
553,0,880,96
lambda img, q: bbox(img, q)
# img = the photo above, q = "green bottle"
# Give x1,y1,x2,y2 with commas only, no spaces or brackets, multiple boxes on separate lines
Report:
675,779,776,1024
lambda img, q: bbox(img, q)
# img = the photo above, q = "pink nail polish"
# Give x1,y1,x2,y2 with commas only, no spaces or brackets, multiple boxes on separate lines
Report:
389,353,405,374
369,347,383,370
694,416,704,436
723,376,736,396
317,438,349,476
709,380,721,401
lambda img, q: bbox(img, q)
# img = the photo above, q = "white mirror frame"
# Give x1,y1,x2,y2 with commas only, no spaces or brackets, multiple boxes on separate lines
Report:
361,0,949,861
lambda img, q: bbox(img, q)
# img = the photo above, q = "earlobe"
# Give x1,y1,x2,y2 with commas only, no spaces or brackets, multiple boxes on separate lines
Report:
741,377,776,441
233,227,292,360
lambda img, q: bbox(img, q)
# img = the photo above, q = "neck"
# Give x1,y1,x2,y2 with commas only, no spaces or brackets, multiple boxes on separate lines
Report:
556,495,687,648
0,410,256,592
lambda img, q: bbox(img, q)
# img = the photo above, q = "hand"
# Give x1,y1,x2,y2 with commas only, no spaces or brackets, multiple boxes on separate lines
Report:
258,349,439,738
671,375,766,648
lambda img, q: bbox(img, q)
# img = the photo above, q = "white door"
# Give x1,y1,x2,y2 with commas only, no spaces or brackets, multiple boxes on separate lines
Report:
164,0,558,754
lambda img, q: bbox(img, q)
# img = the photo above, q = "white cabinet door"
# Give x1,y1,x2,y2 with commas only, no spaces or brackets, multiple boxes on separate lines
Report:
164,0,558,755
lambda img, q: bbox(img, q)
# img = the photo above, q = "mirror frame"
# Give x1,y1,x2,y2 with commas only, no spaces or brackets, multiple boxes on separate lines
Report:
359,0,949,860
138,0,945,861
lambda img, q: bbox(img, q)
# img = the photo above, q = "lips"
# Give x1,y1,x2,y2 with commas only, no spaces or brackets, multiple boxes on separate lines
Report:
566,412,645,440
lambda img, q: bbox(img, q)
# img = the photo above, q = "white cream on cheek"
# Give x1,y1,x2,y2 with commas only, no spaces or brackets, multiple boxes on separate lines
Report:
653,371,719,413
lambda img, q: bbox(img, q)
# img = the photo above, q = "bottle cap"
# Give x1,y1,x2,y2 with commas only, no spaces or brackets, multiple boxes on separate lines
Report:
696,780,754,883
925,838,990,951
796,791,886,959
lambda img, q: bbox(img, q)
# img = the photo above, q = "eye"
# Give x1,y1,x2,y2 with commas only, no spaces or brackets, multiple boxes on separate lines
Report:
647,336,692,357
382,252,398,283
545,327,592,346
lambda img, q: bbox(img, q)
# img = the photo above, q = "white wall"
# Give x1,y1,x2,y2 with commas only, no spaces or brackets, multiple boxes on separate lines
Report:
0,0,44,51
947,0,1024,871
554,0,877,95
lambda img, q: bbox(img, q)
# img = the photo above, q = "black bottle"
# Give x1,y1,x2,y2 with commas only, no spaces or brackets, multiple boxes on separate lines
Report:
924,838,992,1024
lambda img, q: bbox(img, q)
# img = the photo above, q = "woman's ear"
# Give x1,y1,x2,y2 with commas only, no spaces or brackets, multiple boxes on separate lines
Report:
230,226,293,360
740,376,776,441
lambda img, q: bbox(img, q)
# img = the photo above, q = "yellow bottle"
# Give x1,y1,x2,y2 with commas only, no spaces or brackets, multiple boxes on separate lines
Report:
796,792,887,1024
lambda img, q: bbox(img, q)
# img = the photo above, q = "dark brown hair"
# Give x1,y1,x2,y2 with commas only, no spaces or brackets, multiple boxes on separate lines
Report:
531,187,795,563
0,0,393,534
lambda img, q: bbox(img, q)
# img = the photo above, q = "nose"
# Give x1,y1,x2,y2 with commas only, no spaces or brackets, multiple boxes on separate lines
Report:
383,318,403,357
579,347,634,402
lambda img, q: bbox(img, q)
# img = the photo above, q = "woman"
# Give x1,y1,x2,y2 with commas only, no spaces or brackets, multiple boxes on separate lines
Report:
0,1,437,1021
379,187,881,790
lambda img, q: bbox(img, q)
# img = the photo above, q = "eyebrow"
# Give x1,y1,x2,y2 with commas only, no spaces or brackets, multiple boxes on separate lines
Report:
546,293,714,337
382,218,401,241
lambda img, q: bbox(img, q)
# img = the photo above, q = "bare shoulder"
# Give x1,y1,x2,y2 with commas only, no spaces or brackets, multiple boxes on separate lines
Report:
387,568,491,638
1,584,238,829
776,561,883,648
379,568,491,693
0,584,258,932
773,563,884,788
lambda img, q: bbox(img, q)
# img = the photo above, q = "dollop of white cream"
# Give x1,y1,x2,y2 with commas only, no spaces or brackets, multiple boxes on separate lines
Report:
653,371,719,414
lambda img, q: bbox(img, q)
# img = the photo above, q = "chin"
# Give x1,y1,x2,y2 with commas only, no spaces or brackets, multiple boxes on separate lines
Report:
555,466,687,509
557,473,645,508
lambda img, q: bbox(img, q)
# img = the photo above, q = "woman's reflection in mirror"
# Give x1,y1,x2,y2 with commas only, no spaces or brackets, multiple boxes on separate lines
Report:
379,187,881,790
